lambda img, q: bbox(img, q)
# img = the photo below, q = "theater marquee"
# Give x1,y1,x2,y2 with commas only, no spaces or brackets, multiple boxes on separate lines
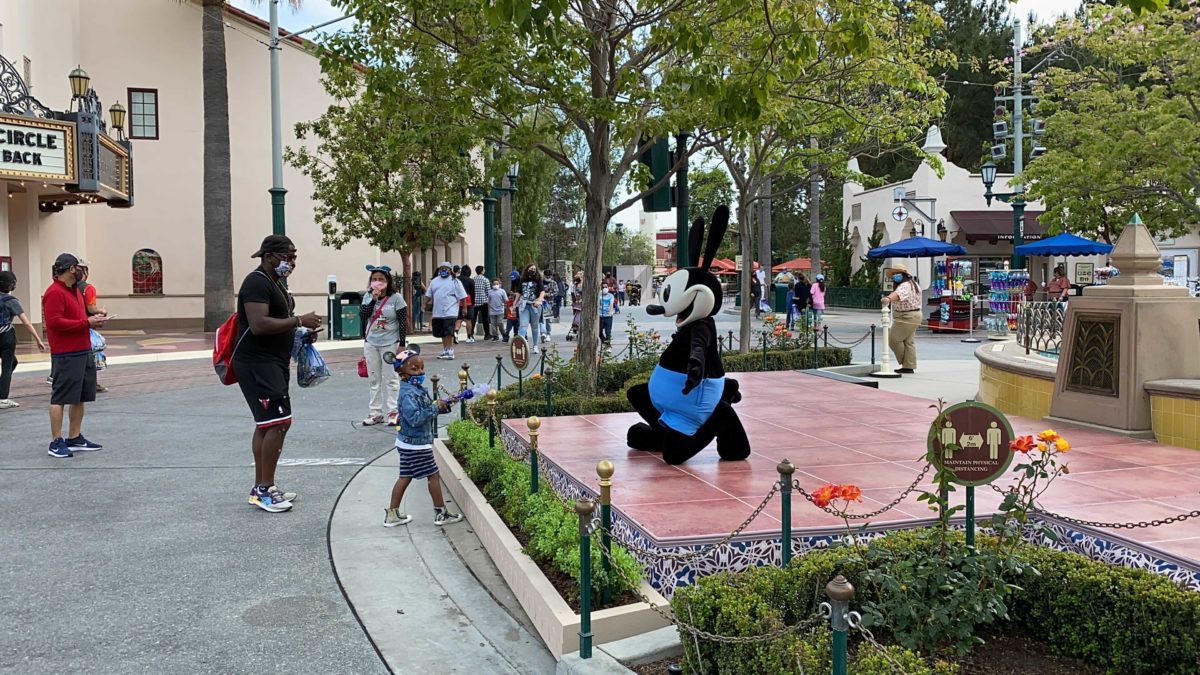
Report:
0,115,76,183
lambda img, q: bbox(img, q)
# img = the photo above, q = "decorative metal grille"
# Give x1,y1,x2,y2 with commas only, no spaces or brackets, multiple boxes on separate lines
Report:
78,133,95,181
0,54,52,118
1017,301,1065,355
1066,314,1120,397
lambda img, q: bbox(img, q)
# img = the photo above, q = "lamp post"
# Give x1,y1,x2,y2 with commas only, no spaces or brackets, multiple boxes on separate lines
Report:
979,160,1026,268
108,102,126,140
68,67,90,106
480,162,519,280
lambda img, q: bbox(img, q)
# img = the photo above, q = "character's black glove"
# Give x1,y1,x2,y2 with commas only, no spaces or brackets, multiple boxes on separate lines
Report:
682,357,704,395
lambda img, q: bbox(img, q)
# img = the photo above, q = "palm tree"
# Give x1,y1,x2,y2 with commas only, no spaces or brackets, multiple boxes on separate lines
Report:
196,0,302,331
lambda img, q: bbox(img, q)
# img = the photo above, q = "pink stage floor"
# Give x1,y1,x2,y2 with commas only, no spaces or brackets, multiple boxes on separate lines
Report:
500,371,1200,587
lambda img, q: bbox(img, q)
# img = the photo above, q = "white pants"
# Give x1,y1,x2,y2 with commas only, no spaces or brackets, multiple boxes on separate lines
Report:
364,343,399,415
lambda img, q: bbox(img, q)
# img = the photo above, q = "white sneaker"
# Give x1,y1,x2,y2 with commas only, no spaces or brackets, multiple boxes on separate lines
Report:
0,399,18,409
533,346,541,355
466,337,476,343
437,351,453,360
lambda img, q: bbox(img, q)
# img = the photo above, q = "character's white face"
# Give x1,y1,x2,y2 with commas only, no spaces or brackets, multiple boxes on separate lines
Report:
656,269,714,328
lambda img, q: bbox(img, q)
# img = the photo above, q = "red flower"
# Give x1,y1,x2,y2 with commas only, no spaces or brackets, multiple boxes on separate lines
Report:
812,484,839,508
1010,435,1036,454
837,485,863,502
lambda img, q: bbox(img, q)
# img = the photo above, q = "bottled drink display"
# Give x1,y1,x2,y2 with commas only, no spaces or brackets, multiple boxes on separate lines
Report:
988,268,1028,330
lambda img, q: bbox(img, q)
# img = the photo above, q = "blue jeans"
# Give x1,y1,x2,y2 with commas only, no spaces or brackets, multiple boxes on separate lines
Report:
519,303,542,345
599,316,614,343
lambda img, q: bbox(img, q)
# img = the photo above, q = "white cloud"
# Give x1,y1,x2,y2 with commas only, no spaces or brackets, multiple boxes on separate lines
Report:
1011,0,1083,25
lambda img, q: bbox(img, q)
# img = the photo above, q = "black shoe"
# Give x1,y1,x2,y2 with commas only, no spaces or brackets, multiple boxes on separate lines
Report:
896,368,915,374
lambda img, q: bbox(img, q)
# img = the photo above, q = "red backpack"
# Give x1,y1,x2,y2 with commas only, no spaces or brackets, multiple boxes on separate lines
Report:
213,312,244,385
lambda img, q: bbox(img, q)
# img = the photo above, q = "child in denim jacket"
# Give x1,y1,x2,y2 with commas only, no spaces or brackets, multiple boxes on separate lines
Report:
384,346,464,527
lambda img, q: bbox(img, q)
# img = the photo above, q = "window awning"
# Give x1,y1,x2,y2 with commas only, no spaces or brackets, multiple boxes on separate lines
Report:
950,210,1046,244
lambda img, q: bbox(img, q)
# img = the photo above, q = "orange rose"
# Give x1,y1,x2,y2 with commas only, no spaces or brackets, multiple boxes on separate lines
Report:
837,485,863,502
1054,437,1071,453
1010,435,1036,454
812,484,838,508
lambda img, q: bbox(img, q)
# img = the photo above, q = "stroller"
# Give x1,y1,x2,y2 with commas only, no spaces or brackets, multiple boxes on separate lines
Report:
565,291,583,341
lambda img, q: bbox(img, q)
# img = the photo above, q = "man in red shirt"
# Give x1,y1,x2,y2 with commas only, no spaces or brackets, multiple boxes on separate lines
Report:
42,253,109,458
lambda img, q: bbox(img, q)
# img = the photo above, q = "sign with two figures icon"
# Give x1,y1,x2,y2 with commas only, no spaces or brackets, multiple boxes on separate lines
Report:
928,401,1015,486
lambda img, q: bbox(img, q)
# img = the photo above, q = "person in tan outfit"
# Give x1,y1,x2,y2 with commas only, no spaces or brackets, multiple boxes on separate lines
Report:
881,263,922,373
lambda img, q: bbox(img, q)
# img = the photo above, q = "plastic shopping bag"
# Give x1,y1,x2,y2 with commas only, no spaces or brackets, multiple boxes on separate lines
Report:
296,342,331,388
90,329,107,370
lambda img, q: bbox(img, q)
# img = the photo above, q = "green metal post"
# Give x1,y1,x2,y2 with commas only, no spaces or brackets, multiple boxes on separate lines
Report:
483,195,498,280
824,576,856,675
430,374,440,437
675,131,690,268
1011,199,1027,269
778,460,795,566
544,368,554,417
597,461,614,606
761,333,768,370
487,391,497,448
539,352,545,376
813,327,819,367
495,355,503,390
527,416,540,495
518,368,523,396
458,368,468,419
966,486,975,548
575,499,595,658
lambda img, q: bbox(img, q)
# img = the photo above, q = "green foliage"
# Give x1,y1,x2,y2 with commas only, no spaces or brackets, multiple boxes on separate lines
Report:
447,420,644,606
850,227,885,289
689,166,736,231
1011,545,1200,675
1022,4,1200,240
673,525,1200,674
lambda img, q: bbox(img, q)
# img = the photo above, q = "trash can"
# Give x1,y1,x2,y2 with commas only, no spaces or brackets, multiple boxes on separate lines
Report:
773,283,789,312
333,291,363,340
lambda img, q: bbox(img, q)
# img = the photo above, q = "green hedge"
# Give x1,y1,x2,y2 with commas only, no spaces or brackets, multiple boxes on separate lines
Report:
672,528,1200,674
446,420,644,607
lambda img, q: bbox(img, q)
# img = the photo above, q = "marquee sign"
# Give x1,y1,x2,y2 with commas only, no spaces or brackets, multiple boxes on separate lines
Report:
0,114,75,183
98,134,130,200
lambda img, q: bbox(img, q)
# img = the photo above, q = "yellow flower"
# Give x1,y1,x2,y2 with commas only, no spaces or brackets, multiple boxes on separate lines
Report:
1037,429,1060,443
1054,437,1071,453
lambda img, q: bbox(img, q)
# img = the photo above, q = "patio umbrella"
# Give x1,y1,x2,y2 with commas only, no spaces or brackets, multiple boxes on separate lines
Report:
867,236,966,259
1014,232,1112,257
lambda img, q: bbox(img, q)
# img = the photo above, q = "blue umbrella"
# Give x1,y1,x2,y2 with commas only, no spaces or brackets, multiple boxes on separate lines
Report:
867,236,967,259
1014,232,1112,257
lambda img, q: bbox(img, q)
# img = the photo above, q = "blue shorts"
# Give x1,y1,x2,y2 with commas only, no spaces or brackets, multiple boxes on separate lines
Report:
647,365,724,436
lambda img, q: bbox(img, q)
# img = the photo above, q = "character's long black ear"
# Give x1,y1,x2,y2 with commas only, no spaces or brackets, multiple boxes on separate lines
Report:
687,216,706,268
702,206,729,271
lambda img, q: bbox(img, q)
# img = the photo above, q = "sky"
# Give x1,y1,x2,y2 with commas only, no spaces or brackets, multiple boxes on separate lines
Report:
231,0,1090,37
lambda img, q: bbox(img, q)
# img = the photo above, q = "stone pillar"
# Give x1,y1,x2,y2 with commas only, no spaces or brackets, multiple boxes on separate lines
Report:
1050,215,1200,432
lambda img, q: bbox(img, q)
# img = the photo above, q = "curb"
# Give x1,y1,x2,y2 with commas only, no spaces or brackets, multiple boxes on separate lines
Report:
557,627,682,674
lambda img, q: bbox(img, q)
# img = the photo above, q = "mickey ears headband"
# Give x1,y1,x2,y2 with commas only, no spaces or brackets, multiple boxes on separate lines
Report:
391,344,422,369
366,265,393,273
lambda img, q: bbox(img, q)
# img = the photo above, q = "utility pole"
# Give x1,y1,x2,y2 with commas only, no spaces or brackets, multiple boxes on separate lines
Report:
675,132,690,267
501,173,513,279
1009,20,1026,268
267,5,355,236
759,176,772,278
809,136,822,277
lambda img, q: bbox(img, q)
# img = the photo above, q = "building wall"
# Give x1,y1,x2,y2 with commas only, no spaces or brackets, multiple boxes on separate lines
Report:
0,0,482,328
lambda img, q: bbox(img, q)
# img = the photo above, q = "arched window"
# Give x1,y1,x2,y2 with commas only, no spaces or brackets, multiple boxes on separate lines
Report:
132,249,163,295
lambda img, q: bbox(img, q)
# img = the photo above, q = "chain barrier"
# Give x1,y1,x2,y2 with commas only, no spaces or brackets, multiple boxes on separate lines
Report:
988,484,1200,530
793,464,932,521
595,538,828,644
853,621,916,675
824,328,874,348
600,483,781,563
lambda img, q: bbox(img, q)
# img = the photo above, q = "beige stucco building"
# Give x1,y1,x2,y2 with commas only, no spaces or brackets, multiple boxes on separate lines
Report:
0,0,484,332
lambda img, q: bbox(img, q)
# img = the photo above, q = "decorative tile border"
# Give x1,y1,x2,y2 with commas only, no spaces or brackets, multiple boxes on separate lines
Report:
501,423,1200,598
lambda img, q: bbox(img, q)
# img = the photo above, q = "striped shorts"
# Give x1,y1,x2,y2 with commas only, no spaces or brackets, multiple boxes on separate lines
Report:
396,443,438,479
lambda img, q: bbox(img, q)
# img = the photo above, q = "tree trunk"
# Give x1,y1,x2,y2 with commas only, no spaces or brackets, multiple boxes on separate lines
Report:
738,198,753,354
202,0,234,331
501,177,513,279
759,176,772,277
401,249,414,333
809,136,822,278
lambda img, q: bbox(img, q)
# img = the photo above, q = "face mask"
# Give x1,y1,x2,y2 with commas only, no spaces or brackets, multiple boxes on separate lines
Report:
438,270,450,278
602,289,610,295
408,374,426,386
370,280,387,291
892,274,904,283
274,259,294,277
492,284,500,290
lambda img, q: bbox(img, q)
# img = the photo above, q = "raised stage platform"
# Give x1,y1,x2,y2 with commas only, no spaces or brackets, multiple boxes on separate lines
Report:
499,371,1200,597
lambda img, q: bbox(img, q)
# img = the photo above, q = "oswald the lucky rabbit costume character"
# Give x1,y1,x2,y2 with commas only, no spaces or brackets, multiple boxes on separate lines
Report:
626,205,750,465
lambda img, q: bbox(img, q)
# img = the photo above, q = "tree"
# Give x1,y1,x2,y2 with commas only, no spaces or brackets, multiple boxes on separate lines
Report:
285,75,480,323
689,166,735,227
1022,4,1200,241
703,1,951,350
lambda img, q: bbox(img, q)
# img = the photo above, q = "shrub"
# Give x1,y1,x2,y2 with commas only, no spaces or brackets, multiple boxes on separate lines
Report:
447,420,644,606
672,527,1200,674
722,346,852,372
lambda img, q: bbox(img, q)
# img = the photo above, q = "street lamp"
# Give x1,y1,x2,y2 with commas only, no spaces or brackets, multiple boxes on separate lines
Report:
979,160,1026,268
108,102,126,140
68,67,89,111
480,162,520,279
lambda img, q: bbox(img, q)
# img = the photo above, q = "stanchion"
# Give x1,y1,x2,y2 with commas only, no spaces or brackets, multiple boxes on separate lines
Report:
486,389,498,448
597,460,614,606
462,362,471,385
761,333,768,369
539,352,545,376
823,325,829,348
544,367,554,417
868,307,899,379
962,296,981,344
518,366,524,396
966,486,975,547
728,330,734,353
575,499,595,659
870,324,876,365
458,368,468,419
778,460,795,566
430,374,441,436
527,415,540,494
822,576,859,675
495,354,503,389
812,327,819,366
